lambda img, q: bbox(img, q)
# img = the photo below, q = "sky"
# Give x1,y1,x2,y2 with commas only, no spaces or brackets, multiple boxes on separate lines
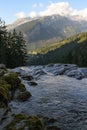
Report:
0,0,87,24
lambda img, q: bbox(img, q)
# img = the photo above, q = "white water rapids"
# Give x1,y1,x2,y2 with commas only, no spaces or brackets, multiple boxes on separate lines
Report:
7,64,87,130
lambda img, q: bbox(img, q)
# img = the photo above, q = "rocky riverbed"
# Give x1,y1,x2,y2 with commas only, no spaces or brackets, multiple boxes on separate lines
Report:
1,63,87,130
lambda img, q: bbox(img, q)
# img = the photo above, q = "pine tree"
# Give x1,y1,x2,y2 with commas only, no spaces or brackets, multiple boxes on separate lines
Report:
0,18,27,68
6,29,27,68
16,31,27,66
0,18,7,64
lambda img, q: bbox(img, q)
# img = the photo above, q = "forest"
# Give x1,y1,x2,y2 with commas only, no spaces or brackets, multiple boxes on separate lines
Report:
0,19,27,68
27,32,87,67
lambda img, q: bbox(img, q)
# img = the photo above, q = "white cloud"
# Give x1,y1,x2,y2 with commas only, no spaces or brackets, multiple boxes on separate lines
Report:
29,11,37,18
32,3,37,8
15,12,26,18
39,2,73,17
39,2,87,20
15,2,87,21
39,3,44,8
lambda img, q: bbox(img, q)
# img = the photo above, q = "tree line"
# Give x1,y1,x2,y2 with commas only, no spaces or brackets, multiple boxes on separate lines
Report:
27,32,87,67
0,18,27,68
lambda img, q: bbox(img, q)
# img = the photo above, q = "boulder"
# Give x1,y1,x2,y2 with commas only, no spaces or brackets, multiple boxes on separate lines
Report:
6,114,45,130
0,64,6,69
65,69,85,79
17,91,31,101
29,81,38,86
22,75,33,81
47,126,61,130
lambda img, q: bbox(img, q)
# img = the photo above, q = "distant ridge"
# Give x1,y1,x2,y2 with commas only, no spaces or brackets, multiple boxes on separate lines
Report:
7,14,87,51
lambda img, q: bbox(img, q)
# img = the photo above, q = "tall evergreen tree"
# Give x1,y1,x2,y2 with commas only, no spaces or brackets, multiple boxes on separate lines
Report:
0,18,27,68
6,29,27,68
0,18,7,64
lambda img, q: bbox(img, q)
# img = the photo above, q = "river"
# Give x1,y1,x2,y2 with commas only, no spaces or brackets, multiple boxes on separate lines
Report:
9,65,87,130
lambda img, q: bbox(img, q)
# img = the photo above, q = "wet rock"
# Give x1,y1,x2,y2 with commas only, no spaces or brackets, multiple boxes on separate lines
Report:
22,75,34,81
17,91,31,102
78,68,87,77
0,72,29,107
0,64,7,77
45,64,77,76
55,64,77,75
47,64,54,67
29,81,38,86
47,126,61,130
0,64,6,70
46,64,87,80
32,68,46,78
19,83,26,92
11,66,32,77
5,114,45,130
0,79,11,108
43,117,57,126
0,70,4,76
47,118,57,123
65,68,85,79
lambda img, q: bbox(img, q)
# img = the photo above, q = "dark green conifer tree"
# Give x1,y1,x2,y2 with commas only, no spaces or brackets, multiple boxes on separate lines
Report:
0,18,7,64
0,18,27,68
6,29,27,68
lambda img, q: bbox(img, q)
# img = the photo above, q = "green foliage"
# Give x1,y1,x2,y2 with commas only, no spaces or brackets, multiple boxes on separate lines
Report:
0,18,27,68
0,18,7,65
6,29,27,68
27,32,87,67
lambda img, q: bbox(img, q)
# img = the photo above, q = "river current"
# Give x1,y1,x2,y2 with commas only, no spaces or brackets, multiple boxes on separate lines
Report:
9,65,87,130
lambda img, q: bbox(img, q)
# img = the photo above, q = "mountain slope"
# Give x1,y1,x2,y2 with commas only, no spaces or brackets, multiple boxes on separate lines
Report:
7,15,87,51
27,32,87,67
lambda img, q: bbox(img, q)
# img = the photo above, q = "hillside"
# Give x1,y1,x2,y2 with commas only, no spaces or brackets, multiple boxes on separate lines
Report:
27,32,87,67
7,15,87,51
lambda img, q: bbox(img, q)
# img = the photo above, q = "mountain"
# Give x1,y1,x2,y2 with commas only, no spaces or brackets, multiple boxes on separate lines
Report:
27,32,87,67
7,15,87,51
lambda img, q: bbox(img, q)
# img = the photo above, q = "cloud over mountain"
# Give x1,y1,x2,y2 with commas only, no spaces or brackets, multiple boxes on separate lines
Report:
29,11,37,18
39,2,87,20
15,12,26,18
15,2,87,21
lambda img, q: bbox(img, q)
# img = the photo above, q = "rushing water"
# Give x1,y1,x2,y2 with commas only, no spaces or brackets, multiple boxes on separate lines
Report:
9,66,87,130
